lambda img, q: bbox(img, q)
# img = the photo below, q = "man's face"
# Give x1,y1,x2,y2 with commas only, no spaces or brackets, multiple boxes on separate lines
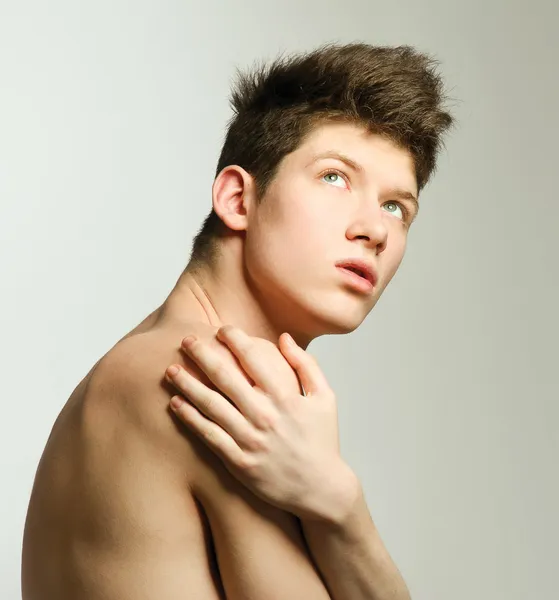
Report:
243,121,419,338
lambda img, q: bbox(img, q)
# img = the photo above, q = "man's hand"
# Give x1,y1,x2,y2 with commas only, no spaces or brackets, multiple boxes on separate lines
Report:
164,325,359,524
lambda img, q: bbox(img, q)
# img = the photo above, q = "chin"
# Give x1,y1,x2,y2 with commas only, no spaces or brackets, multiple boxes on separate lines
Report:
307,303,369,337
326,318,363,335
275,284,374,339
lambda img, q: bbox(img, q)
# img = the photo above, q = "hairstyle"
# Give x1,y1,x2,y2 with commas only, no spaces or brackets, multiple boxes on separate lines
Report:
188,42,454,270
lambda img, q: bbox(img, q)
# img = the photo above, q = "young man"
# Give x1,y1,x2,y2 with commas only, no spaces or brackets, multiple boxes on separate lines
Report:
22,43,453,599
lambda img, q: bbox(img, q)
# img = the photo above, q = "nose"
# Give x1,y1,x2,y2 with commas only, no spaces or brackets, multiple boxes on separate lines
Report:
346,203,388,253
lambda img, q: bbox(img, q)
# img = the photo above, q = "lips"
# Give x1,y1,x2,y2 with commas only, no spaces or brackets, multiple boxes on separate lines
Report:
335,259,377,287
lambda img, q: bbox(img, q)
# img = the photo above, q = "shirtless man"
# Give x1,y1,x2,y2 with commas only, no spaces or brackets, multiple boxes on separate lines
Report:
22,43,453,599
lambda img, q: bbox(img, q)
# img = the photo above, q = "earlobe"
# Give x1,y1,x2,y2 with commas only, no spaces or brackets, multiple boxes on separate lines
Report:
212,166,254,232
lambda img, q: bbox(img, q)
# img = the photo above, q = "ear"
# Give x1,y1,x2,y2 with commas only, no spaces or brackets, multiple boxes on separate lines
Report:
211,166,256,233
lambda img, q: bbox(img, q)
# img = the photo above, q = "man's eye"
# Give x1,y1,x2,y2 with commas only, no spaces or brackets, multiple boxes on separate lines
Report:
322,172,346,188
383,201,408,223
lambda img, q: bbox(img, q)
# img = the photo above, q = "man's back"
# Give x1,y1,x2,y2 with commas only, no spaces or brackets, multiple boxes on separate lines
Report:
22,312,330,600
21,314,228,599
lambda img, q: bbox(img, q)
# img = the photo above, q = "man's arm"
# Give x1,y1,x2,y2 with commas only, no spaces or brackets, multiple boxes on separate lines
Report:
165,326,412,600
111,330,335,600
186,422,335,600
300,478,412,600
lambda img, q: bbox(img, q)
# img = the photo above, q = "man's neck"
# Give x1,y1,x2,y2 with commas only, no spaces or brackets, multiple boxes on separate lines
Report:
159,261,311,349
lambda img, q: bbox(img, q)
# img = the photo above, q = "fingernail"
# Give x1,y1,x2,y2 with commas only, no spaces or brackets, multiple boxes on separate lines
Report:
170,395,183,409
182,336,196,349
285,333,296,346
167,365,180,377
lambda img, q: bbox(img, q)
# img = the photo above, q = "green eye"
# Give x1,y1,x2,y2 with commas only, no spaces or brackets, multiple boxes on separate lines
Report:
322,172,346,187
383,202,407,222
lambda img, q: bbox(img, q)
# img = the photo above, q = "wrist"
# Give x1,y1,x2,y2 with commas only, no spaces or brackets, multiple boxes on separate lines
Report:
301,460,361,526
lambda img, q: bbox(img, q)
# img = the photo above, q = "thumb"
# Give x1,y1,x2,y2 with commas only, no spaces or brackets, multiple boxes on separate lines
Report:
279,334,330,398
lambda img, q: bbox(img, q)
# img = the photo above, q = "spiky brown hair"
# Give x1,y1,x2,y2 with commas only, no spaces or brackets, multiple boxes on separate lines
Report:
189,42,454,269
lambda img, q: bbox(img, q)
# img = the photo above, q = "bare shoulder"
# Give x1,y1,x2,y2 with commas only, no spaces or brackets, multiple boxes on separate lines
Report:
106,325,331,600
87,323,331,599
83,322,220,472
22,322,230,600
88,321,288,467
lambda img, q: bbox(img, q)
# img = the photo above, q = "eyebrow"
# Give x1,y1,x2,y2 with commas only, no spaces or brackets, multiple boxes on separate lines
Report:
309,150,420,221
389,189,420,222
309,150,364,173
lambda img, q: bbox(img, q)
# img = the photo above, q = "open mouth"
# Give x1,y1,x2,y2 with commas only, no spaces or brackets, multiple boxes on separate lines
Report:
337,266,375,292
342,266,368,280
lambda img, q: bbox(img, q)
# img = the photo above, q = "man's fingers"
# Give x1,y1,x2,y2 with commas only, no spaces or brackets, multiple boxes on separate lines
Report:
166,365,254,447
180,336,260,421
169,395,247,466
216,326,292,397
279,334,331,398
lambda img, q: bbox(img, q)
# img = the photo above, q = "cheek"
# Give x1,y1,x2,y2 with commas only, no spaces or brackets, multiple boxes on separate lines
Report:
255,193,317,254
245,209,322,293
246,182,341,283
276,195,339,257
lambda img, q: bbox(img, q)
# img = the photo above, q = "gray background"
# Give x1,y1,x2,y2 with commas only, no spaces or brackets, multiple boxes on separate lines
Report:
1,1,557,598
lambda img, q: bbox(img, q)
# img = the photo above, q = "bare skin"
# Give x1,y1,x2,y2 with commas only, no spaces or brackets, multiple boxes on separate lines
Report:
21,305,331,599
22,122,418,599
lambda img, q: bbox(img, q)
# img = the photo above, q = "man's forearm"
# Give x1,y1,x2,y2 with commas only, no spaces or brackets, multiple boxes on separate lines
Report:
300,478,411,600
